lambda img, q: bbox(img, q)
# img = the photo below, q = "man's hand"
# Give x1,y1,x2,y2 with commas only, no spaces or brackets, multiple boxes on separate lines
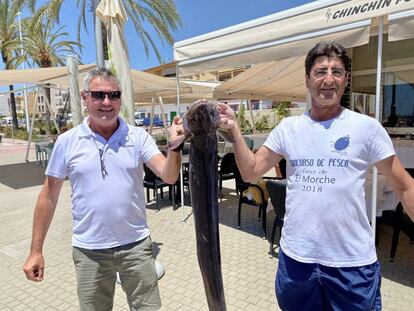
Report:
23,252,45,282
217,103,236,131
167,116,186,151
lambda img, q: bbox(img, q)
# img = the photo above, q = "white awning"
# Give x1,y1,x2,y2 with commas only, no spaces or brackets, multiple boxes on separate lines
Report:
389,9,414,41
214,56,306,101
0,66,214,103
135,81,219,104
174,0,414,75
0,64,96,86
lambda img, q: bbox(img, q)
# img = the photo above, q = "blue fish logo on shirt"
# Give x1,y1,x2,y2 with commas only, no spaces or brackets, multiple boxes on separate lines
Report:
334,135,350,151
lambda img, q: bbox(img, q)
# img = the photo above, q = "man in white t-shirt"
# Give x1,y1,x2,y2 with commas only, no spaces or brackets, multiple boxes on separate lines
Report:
23,67,185,311
218,41,414,310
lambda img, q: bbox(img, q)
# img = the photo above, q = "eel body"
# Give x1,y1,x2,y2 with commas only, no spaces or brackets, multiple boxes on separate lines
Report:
183,101,227,311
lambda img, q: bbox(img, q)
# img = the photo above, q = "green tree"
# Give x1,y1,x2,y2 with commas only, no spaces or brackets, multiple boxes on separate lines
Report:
29,0,182,62
236,103,253,135
272,101,290,127
0,0,27,129
12,18,80,132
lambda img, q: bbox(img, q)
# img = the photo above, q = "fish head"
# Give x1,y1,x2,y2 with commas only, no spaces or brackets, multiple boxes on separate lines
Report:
183,100,220,150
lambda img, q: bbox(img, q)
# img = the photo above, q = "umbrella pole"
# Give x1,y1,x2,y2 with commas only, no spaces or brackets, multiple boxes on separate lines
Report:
371,16,384,239
247,100,256,132
25,88,39,163
41,87,60,135
150,97,155,135
176,63,187,223
158,97,167,130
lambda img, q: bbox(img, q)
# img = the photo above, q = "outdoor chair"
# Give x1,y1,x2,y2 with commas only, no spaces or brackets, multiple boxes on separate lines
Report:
42,142,54,167
388,202,414,262
232,163,268,238
182,143,190,155
173,164,191,206
388,168,414,262
266,179,286,257
143,164,173,211
218,153,236,200
376,168,414,262
35,143,46,166
35,142,54,167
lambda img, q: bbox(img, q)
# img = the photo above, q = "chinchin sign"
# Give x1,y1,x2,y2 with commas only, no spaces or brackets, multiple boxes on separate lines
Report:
325,0,412,24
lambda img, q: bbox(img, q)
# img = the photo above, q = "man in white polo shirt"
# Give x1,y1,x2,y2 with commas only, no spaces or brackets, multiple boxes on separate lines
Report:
23,67,185,311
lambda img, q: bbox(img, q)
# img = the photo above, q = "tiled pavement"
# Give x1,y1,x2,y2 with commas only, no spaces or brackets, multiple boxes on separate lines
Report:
0,138,413,310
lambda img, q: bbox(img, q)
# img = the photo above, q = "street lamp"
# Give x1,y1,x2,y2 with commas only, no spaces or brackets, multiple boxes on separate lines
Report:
16,11,30,132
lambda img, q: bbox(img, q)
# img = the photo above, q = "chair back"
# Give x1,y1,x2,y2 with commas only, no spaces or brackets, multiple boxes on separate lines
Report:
220,153,236,175
182,143,190,155
143,164,157,183
278,159,287,179
266,180,286,219
231,162,249,193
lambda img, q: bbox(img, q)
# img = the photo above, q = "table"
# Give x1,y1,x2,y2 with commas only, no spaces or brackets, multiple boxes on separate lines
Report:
364,139,413,218
365,174,398,218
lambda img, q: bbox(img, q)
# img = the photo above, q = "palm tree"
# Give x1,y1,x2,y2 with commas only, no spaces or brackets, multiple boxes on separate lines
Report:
29,0,181,63
0,0,27,129
12,18,80,132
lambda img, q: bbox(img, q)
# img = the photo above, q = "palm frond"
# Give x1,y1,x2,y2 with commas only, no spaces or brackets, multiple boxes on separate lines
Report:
29,0,182,65
14,15,81,68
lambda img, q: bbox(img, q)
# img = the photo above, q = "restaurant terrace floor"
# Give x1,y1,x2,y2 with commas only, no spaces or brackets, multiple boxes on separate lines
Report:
0,138,413,310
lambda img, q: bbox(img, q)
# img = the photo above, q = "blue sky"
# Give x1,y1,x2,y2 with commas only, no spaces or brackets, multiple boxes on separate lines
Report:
19,0,314,71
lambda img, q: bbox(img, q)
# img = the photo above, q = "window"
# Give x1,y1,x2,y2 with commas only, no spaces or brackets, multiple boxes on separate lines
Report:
352,35,414,127
218,73,231,82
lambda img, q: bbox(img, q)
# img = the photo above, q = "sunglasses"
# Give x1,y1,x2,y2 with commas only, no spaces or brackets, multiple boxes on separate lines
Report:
86,91,122,101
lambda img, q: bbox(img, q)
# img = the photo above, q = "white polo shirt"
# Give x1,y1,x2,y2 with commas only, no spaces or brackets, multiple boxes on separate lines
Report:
46,117,161,249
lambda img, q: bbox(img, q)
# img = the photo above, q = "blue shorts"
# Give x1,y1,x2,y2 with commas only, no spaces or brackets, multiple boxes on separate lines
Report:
276,250,382,311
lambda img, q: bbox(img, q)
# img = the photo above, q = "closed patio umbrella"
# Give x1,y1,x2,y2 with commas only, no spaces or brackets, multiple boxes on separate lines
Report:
96,0,135,125
67,56,83,126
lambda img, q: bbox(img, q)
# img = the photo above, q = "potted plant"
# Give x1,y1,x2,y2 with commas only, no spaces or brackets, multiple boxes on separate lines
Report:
153,132,168,146
272,101,290,128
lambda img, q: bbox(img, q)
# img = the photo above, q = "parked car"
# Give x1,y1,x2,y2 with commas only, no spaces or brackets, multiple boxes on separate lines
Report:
135,118,144,126
143,117,163,127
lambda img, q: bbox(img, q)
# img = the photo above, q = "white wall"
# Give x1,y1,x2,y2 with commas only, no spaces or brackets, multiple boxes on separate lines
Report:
0,95,10,116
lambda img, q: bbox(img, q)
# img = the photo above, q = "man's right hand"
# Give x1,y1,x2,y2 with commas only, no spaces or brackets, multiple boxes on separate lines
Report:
23,252,45,282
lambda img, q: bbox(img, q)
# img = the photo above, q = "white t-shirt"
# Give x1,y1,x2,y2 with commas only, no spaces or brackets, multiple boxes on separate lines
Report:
46,117,161,249
264,109,395,267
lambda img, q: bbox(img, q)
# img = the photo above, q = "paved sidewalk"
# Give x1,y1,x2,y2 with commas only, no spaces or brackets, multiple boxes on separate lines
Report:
0,138,413,310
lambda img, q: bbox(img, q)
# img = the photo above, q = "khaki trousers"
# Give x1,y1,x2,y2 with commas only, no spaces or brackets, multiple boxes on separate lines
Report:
72,236,161,311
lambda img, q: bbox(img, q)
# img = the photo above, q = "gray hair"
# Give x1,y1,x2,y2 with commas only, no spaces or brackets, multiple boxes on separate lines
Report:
82,66,122,91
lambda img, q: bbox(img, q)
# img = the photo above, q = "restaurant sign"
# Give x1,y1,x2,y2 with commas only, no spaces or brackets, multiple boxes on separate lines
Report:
326,0,414,25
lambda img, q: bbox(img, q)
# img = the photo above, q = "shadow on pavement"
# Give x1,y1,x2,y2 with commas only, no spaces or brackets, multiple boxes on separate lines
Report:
376,226,414,288
0,162,45,189
218,187,265,239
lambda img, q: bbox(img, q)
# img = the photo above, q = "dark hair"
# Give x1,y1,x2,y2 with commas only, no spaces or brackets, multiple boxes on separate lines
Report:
82,66,121,92
305,41,350,76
